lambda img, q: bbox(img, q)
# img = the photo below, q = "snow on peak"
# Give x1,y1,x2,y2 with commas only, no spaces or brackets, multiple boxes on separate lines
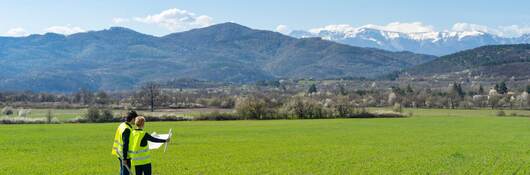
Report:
308,24,360,38
360,22,435,34
307,22,440,40
301,22,496,42
441,30,486,40
290,22,530,56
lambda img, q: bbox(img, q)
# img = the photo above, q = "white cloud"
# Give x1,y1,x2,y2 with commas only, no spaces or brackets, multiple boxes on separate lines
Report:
498,25,530,37
194,15,213,27
275,25,290,34
133,8,213,32
451,23,491,33
45,25,85,35
309,24,356,34
451,22,530,37
363,22,435,33
5,27,28,37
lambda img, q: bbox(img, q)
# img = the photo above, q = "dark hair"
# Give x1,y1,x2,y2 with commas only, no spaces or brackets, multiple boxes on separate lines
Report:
126,110,138,122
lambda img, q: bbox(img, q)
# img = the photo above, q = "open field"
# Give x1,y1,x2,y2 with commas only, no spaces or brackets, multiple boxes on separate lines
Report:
3,109,530,174
6,108,234,121
9,107,530,121
25,108,86,120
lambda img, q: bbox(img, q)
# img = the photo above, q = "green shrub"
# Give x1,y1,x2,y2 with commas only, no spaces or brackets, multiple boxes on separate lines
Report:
351,110,406,118
100,109,114,122
83,107,115,123
84,107,101,122
194,111,241,121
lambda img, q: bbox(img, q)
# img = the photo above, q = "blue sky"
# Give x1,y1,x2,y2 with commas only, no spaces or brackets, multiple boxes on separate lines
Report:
1,0,530,36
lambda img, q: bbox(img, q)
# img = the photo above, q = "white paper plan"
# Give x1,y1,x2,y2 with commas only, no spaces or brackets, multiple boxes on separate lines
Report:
148,132,170,150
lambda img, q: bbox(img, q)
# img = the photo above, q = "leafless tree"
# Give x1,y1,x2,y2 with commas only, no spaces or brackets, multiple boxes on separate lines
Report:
95,91,110,106
140,82,161,112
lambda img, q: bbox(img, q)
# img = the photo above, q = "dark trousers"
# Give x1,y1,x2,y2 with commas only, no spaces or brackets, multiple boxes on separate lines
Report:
118,158,131,175
134,164,152,175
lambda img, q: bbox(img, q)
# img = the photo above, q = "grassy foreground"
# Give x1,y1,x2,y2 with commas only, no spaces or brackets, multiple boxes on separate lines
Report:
3,109,530,174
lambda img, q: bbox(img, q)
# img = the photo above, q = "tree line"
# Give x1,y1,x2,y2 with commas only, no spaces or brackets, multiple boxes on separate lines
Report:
2,81,530,113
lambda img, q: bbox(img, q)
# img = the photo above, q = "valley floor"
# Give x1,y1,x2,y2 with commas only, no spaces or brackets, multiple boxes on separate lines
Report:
14,108,235,121
2,109,530,174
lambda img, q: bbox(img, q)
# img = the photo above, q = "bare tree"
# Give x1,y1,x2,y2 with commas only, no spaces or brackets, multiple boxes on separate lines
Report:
74,88,94,105
140,82,161,112
448,83,464,109
95,91,110,106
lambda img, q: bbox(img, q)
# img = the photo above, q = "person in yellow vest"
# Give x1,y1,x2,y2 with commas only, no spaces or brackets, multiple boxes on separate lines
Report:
130,116,169,175
111,110,138,175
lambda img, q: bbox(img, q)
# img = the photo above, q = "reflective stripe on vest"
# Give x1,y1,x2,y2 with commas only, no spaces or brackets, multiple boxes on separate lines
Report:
128,148,149,154
131,155,151,161
130,130,151,166
111,122,132,158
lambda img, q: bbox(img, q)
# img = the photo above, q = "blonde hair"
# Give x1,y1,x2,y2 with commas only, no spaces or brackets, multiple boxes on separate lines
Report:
135,116,145,129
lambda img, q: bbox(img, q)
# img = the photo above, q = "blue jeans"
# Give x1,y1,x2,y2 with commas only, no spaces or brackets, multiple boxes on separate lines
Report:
134,164,152,175
118,158,131,175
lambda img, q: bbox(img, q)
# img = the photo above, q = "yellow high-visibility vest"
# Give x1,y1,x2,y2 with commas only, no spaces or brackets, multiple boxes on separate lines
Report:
111,122,132,158
130,129,152,167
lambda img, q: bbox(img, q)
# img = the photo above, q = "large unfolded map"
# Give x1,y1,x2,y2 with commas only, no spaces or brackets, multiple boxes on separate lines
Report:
148,132,170,150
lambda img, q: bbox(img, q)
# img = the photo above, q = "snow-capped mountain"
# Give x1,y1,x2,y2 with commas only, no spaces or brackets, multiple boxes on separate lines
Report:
290,26,529,56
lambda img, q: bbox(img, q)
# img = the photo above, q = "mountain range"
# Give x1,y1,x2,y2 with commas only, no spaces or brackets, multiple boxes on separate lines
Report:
0,22,436,92
291,26,530,56
401,44,530,79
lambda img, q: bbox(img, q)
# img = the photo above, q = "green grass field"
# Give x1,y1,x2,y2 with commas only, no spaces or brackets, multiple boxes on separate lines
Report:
26,108,85,120
3,109,530,174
